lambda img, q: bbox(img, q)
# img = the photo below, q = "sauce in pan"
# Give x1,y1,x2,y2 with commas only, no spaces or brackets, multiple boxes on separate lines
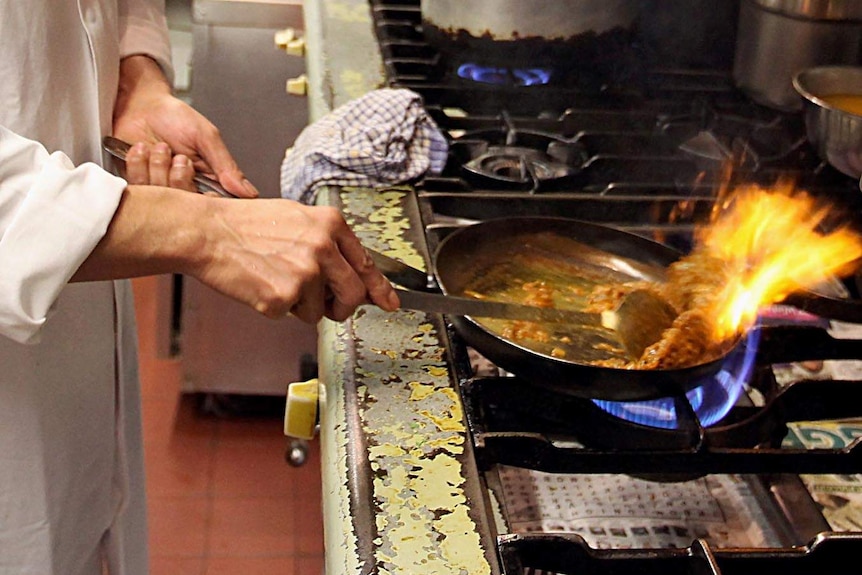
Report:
459,232,736,370
821,94,862,116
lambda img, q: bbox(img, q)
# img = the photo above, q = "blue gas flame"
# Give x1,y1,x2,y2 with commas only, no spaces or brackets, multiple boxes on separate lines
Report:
592,327,762,429
457,63,552,87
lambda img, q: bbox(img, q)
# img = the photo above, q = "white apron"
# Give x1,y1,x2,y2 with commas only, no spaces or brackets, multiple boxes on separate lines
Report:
0,1,172,574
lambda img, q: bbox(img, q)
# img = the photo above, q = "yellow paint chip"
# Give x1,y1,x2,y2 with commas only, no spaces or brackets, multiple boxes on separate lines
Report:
424,365,448,378
407,381,436,402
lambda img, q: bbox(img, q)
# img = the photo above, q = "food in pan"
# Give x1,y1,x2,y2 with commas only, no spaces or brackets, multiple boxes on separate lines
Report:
461,246,735,370
460,182,862,371
585,252,737,369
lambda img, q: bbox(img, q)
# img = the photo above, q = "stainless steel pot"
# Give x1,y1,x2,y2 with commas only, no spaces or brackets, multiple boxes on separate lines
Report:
420,0,641,84
420,0,639,41
733,0,862,111
794,65,862,178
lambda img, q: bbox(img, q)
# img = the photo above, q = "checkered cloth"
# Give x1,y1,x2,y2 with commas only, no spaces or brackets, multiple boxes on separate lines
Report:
280,89,448,204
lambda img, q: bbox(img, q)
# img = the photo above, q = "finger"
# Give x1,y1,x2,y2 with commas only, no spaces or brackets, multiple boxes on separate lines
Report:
124,143,150,185
147,142,172,187
289,277,327,324
169,154,196,192
195,132,259,198
335,234,401,313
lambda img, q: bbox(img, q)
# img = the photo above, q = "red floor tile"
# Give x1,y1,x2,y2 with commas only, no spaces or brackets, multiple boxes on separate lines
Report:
211,443,295,498
295,554,325,575
147,496,210,557
208,497,296,556
204,556,296,575
149,556,205,575
134,277,325,570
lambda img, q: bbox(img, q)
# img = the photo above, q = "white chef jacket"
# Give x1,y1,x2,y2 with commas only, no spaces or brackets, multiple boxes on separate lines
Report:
0,2,173,574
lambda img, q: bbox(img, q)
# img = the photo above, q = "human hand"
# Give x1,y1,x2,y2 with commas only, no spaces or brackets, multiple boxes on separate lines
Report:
112,55,258,198
75,188,401,323
121,141,197,192
189,199,400,322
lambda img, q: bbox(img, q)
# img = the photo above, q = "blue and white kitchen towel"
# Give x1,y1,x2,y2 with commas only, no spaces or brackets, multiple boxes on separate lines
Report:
280,88,449,204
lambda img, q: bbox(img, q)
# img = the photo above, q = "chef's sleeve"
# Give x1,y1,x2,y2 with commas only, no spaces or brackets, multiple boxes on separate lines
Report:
117,0,175,85
0,126,126,344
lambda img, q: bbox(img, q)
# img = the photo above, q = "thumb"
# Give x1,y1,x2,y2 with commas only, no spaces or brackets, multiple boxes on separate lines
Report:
196,136,260,199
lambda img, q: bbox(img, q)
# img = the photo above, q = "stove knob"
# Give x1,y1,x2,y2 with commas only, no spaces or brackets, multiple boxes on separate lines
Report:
274,27,295,48
287,38,306,57
286,74,308,96
284,378,319,440
284,379,319,467
274,28,306,57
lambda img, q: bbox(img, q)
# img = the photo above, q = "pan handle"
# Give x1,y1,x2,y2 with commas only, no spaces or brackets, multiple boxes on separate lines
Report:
757,324,862,364
366,249,435,292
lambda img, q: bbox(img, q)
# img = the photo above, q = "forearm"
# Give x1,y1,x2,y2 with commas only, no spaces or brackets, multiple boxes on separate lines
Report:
71,185,210,281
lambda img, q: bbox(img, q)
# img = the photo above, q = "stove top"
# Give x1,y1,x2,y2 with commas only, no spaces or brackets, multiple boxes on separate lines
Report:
367,1,862,572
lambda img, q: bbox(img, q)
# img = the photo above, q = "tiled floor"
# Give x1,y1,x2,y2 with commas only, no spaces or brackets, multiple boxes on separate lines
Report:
133,276,324,575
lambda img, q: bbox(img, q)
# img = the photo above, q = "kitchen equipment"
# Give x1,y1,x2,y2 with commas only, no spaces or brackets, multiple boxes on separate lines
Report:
369,247,678,359
102,136,236,198
794,65,862,178
308,3,862,575
420,0,638,41
431,217,732,401
733,0,862,111
419,0,639,84
178,0,318,397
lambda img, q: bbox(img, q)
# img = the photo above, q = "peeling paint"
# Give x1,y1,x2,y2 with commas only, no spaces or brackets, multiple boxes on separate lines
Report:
318,318,364,575
407,381,435,402
323,187,492,575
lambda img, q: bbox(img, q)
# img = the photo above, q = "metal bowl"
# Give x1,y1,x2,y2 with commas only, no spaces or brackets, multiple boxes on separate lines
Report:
793,65,862,179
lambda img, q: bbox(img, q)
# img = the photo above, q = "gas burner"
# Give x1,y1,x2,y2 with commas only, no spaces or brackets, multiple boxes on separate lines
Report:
457,63,552,87
659,100,806,169
450,120,588,191
462,145,583,192
593,327,761,429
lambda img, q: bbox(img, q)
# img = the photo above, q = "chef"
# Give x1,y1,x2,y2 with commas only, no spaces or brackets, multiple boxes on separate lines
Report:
0,1,399,574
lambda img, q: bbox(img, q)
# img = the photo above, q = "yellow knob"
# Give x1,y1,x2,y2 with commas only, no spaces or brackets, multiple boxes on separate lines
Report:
284,379,319,440
285,38,306,57
286,74,308,96
274,28,297,49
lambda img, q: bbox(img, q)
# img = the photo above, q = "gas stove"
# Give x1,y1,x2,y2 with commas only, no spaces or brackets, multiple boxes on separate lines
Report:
362,1,862,573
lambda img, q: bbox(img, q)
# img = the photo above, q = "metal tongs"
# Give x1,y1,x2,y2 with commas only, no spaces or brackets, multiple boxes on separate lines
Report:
102,136,237,198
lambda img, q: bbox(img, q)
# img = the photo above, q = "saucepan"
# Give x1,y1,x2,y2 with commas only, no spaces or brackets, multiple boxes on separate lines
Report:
793,66,862,179
427,217,732,401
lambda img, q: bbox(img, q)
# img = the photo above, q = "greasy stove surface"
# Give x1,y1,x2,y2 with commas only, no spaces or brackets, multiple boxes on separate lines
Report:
365,2,862,574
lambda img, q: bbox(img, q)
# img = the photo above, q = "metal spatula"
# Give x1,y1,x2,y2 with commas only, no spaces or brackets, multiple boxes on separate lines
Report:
368,248,677,359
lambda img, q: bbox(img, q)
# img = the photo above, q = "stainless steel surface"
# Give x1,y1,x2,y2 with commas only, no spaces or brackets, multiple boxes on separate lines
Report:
102,136,236,198
733,0,862,111
367,248,431,291
794,65,862,178
180,0,317,395
753,0,862,19
392,287,612,325
193,0,303,28
190,2,307,199
419,0,638,40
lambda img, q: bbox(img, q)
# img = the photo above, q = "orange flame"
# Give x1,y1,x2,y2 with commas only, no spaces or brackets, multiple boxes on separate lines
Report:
693,178,862,341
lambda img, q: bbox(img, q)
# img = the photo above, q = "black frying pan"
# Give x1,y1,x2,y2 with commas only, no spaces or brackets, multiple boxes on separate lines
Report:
432,216,729,401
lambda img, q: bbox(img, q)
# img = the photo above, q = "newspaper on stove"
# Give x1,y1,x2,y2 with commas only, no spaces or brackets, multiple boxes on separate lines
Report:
495,467,783,549
773,317,862,532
